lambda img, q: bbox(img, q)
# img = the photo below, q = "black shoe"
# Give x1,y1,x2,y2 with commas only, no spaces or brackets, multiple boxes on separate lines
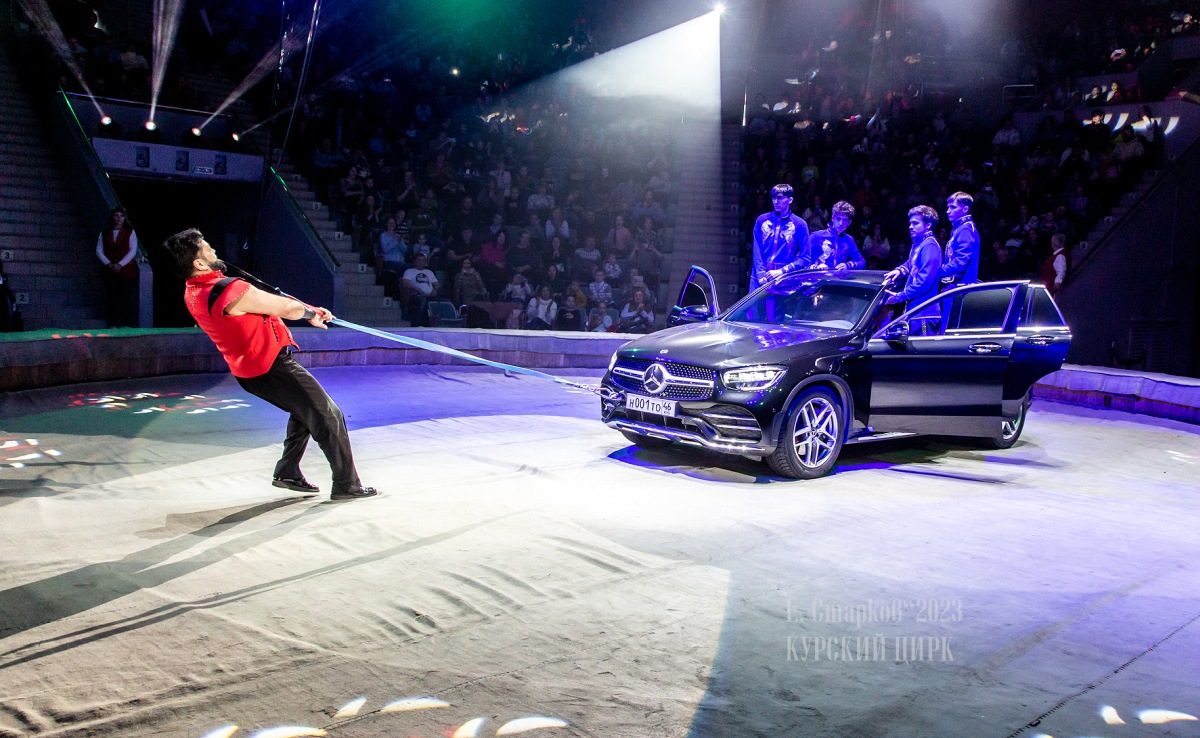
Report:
331,485,379,501
272,476,320,494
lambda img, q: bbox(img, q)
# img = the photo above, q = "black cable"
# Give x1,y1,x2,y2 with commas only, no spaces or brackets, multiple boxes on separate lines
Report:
225,263,289,298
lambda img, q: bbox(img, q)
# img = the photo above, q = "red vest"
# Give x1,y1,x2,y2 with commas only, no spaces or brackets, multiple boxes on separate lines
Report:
103,227,139,279
184,272,297,378
1039,248,1072,290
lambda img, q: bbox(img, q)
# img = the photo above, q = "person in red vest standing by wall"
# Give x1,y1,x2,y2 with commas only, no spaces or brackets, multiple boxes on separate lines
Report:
1040,232,1072,295
95,207,140,327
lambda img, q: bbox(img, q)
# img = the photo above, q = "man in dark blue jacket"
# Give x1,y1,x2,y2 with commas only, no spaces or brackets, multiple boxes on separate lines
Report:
750,184,809,292
884,205,944,334
804,200,866,272
939,191,981,286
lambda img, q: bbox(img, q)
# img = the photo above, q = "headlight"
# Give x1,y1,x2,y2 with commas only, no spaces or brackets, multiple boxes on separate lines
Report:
607,351,619,374
722,366,787,391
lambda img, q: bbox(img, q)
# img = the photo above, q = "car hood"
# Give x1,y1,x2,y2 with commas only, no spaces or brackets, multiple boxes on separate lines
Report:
617,320,858,369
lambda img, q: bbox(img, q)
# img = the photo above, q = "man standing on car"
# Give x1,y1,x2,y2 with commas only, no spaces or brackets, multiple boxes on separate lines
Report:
884,205,943,334
750,183,809,292
939,191,981,287
804,200,865,272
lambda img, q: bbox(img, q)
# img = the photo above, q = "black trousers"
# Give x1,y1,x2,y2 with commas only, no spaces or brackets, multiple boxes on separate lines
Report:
101,270,138,328
237,350,361,490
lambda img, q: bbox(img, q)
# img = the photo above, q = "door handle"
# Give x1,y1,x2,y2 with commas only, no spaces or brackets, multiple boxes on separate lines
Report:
968,343,1002,354
1026,335,1055,346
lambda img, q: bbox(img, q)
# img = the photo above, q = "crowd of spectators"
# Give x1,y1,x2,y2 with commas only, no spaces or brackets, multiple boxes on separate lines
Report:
1017,2,1200,106
19,0,1194,333
741,1,1182,291
259,4,681,331
24,0,684,332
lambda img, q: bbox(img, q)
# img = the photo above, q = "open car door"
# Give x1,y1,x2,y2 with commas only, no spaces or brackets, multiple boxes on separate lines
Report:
668,266,721,326
1004,283,1072,414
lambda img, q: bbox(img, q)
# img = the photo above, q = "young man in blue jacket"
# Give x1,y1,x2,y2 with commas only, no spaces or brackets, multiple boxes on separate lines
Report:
750,184,809,292
805,200,866,272
884,205,944,334
939,191,981,286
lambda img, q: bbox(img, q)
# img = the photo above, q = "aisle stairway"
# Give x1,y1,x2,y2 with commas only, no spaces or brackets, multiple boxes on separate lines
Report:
0,48,105,329
1073,167,1160,263
272,162,402,325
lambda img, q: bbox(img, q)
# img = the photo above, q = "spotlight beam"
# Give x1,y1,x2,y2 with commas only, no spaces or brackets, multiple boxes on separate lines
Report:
553,9,722,112
149,0,186,123
200,0,369,136
16,0,105,117
199,27,310,130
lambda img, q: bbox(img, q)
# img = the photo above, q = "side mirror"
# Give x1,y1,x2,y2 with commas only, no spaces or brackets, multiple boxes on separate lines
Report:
670,303,712,326
882,320,909,343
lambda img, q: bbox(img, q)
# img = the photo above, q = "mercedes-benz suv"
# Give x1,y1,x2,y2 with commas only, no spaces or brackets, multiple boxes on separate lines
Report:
599,267,1071,479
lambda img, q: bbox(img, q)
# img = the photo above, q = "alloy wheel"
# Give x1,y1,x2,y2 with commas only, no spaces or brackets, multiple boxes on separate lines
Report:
792,395,839,469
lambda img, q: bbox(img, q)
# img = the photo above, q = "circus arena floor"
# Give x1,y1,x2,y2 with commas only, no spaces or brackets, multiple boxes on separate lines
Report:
2,364,1199,738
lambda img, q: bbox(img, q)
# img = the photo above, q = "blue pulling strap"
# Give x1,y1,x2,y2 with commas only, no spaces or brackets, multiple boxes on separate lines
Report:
329,318,601,394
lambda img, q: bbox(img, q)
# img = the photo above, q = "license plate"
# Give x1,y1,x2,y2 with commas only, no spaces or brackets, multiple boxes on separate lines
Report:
626,393,677,416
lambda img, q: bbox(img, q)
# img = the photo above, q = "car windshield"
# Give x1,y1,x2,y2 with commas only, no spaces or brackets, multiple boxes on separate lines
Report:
725,276,879,330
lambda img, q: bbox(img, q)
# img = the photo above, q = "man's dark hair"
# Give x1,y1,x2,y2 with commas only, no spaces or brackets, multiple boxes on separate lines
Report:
832,200,855,218
948,191,974,209
162,228,205,279
908,205,938,226
770,183,794,198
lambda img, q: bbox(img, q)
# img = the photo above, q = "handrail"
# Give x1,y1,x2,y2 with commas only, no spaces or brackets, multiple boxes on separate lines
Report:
56,91,123,209
64,92,239,120
266,166,340,268
1067,127,1200,282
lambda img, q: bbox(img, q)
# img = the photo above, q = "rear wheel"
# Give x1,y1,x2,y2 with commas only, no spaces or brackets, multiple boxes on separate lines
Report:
621,430,672,450
984,392,1030,449
767,387,845,479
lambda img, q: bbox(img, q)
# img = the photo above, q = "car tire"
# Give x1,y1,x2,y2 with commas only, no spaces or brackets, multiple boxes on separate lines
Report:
985,392,1030,450
621,430,672,450
767,387,845,479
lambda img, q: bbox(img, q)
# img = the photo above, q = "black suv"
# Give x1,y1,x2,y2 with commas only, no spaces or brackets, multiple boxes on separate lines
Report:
599,267,1071,479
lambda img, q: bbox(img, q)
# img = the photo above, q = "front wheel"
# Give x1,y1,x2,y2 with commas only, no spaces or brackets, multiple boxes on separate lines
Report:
984,392,1030,449
767,387,845,479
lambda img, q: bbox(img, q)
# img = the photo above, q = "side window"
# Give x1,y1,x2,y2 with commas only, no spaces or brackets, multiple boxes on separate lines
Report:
676,266,719,313
912,285,1015,335
1025,287,1066,328
952,287,1016,331
679,281,707,309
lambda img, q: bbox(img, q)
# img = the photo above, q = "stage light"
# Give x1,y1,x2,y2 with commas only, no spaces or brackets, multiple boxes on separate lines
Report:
191,127,202,137
450,67,460,76
230,132,241,142
144,120,157,131
100,116,112,126
714,2,726,14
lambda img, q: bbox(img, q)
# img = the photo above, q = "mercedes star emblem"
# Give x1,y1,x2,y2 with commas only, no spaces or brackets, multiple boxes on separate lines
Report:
643,363,668,395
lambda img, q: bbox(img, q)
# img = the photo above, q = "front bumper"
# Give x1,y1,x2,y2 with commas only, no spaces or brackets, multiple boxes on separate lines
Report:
600,382,777,458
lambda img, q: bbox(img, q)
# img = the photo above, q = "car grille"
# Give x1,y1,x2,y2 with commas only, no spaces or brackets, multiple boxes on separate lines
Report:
691,405,762,441
611,358,715,400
